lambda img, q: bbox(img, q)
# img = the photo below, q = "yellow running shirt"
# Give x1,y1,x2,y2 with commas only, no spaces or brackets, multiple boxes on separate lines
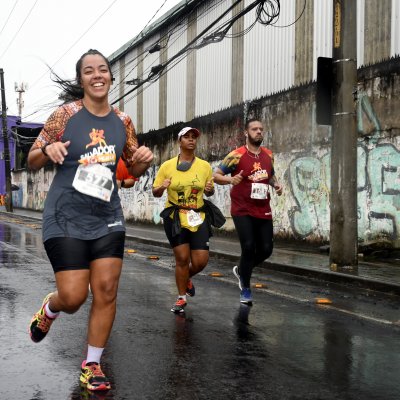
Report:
153,156,213,231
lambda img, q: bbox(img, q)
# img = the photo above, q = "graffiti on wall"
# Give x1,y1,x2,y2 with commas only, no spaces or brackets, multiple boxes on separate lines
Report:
285,92,400,243
119,165,166,224
283,143,400,243
10,92,400,246
287,154,331,239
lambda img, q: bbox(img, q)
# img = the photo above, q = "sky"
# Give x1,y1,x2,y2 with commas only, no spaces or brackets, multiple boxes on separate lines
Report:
0,0,183,123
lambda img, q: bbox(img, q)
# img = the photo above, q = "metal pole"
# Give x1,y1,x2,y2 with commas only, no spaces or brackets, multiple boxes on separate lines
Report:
330,0,357,269
0,69,13,212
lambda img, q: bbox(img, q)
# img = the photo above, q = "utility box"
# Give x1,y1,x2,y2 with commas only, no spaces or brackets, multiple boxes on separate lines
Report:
316,57,333,125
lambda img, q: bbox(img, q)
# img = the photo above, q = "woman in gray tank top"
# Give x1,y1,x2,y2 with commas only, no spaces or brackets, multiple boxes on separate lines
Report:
27,49,153,392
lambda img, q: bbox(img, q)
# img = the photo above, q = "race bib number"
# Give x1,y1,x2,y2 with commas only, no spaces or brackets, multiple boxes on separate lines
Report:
250,182,269,199
72,164,114,202
187,209,203,227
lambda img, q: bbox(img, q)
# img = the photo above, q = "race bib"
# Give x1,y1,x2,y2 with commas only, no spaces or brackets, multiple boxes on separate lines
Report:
250,182,269,199
72,163,114,202
187,209,203,227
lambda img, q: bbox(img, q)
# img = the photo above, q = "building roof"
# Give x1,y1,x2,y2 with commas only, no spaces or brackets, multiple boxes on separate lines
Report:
108,0,202,63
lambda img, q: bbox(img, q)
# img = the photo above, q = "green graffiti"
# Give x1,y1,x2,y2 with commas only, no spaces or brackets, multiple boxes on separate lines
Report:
288,155,330,238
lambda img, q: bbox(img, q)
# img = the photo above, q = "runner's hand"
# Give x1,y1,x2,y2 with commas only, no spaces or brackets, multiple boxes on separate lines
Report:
162,178,172,189
45,141,70,165
231,170,243,185
274,183,283,196
131,146,154,164
205,177,214,192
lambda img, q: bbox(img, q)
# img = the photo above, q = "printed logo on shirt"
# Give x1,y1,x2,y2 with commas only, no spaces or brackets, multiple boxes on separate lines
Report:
79,128,116,166
108,220,123,227
248,161,269,182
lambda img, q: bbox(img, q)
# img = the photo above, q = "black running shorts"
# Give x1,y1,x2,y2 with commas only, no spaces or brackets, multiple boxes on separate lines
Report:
44,231,125,273
163,217,210,250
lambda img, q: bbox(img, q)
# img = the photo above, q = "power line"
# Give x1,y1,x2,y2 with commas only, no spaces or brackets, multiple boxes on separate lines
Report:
0,0,39,62
111,0,258,105
28,0,119,91
23,0,175,121
109,0,227,98
113,0,289,108
0,0,20,39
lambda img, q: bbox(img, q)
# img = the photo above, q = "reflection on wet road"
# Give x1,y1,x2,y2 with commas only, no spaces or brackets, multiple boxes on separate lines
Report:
0,219,399,400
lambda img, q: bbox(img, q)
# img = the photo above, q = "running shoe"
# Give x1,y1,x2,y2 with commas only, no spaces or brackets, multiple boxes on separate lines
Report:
171,298,187,313
232,266,243,290
186,279,195,297
29,293,57,343
240,288,253,304
80,361,111,391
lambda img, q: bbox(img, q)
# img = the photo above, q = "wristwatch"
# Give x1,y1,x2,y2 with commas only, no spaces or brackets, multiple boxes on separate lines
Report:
121,179,125,188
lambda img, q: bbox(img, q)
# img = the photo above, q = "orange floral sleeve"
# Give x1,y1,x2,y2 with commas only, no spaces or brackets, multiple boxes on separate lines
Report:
32,101,81,150
115,110,139,167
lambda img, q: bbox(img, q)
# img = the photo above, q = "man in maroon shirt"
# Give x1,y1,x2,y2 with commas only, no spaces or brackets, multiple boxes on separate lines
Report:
213,119,283,304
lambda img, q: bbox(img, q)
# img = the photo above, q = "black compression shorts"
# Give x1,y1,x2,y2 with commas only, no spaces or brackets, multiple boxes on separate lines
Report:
163,217,210,250
44,231,125,273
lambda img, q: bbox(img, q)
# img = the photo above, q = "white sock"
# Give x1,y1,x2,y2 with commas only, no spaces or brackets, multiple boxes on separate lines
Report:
178,295,187,302
86,345,104,364
44,303,59,319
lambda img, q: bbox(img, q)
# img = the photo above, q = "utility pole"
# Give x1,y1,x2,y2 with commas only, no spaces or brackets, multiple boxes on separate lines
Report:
15,82,27,117
0,69,13,212
330,0,357,269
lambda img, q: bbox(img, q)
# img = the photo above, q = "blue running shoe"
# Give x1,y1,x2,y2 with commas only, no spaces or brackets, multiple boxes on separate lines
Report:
240,288,253,304
232,266,243,290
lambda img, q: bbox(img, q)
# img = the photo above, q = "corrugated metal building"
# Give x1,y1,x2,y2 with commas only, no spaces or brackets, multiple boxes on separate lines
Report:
11,0,400,249
108,0,400,134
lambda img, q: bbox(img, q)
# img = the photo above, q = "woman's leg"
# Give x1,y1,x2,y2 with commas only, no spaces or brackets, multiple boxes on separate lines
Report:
189,250,209,277
52,269,90,313
29,269,90,343
172,244,191,296
87,257,123,348
188,219,211,277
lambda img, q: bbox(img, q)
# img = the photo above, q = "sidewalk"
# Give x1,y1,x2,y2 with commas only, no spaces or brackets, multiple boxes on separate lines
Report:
2,208,400,296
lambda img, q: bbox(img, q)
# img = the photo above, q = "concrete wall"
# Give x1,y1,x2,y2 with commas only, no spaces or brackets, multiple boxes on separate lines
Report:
11,59,400,249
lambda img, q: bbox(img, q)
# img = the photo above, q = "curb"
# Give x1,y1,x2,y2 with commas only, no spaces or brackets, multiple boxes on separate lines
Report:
125,232,400,297
2,210,399,296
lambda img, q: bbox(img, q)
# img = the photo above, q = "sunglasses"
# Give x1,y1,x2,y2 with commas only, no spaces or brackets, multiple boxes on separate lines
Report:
176,157,195,172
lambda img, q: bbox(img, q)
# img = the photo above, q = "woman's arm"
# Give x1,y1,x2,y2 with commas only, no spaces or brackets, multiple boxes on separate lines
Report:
27,141,71,171
152,178,171,197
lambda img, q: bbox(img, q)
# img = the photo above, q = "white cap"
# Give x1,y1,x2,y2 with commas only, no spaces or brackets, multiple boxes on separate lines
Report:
177,127,200,140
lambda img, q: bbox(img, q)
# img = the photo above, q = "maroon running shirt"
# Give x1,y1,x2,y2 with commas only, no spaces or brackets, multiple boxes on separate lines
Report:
217,145,275,219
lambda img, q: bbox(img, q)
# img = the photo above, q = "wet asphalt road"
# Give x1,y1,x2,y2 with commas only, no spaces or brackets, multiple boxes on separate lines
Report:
1,217,400,400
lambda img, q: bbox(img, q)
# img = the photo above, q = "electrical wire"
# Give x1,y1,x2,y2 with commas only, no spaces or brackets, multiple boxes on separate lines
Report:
109,0,227,97
0,0,20,39
111,0,245,104
25,0,228,118
28,0,119,91
0,0,39,62
25,0,303,122
270,0,306,28
115,0,301,108
23,0,186,120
